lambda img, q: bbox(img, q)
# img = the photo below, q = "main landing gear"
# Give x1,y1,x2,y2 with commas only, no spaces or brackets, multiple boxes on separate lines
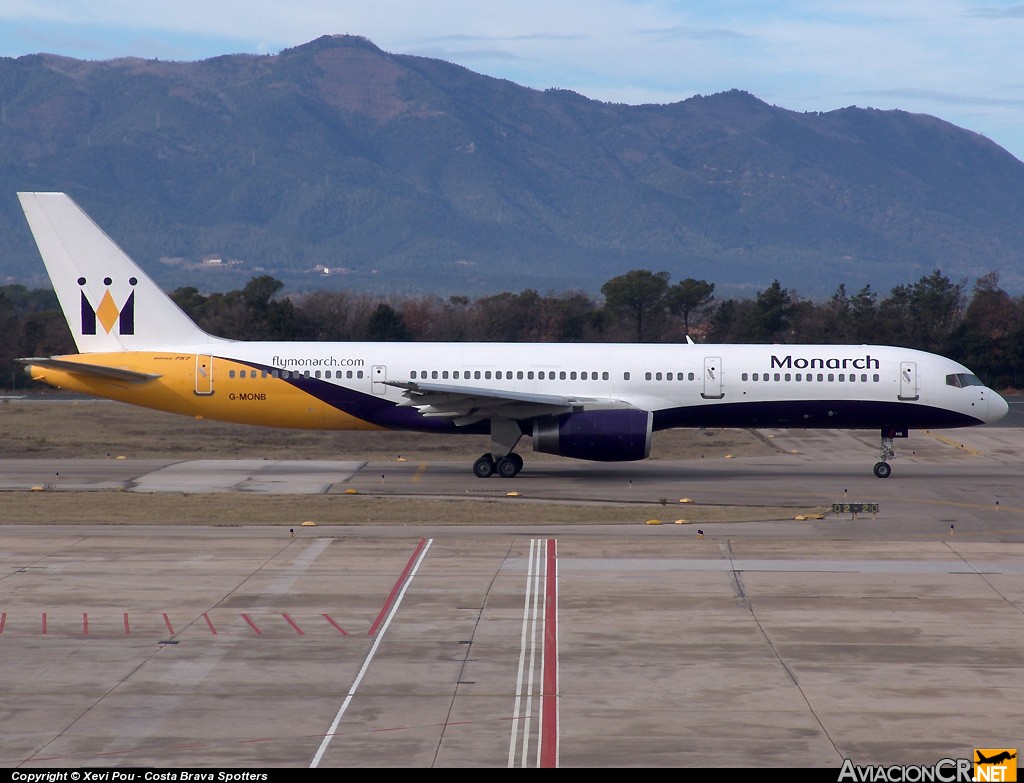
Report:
873,432,897,478
474,417,525,478
473,452,524,478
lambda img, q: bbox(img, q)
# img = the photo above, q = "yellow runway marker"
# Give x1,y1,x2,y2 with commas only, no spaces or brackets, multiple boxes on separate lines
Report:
923,430,983,456
412,464,427,483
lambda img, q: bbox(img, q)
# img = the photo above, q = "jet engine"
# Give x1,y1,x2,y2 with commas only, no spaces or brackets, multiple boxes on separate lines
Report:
532,409,652,462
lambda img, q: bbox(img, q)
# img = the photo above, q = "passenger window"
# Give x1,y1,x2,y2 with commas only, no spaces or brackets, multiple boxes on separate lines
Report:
528,371,534,380
315,370,322,379
603,372,610,380
559,371,567,380
411,371,418,379
655,372,662,381
624,372,631,380
485,371,492,379
645,372,652,380
839,374,845,382
570,371,577,380
742,373,749,381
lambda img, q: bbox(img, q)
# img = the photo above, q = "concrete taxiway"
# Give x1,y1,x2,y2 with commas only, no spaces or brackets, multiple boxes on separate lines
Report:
0,423,1022,768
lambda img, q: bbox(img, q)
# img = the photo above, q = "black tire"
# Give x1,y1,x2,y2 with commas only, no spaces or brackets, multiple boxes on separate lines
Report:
509,453,524,474
496,455,521,478
473,454,496,478
873,461,892,478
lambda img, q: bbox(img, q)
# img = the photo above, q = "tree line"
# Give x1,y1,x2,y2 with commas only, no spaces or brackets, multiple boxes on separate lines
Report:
2,269,1022,390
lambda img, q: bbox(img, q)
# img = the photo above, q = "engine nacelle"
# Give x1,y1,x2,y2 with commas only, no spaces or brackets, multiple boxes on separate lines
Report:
532,409,652,462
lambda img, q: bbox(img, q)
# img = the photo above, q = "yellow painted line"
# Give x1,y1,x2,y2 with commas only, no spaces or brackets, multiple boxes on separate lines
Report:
412,464,428,484
923,430,983,456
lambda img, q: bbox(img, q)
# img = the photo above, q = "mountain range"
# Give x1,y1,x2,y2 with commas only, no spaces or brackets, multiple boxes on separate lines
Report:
2,34,1024,299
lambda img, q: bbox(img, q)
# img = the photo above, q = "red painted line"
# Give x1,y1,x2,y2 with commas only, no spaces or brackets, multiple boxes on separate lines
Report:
0,612,6,633
83,613,89,636
41,612,47,635
368,538,428,636
242,614,262,635
322,613,348,635
540,538,559,769
123,613,131,635
203,613,218,635
163,613,175,635
282,613,304,635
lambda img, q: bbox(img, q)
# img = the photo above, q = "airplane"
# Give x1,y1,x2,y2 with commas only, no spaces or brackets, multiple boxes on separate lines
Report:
976,751,1017,765
15,191,1009,479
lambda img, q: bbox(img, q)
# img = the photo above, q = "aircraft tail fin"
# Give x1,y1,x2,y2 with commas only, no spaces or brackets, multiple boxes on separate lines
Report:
17,192,222,353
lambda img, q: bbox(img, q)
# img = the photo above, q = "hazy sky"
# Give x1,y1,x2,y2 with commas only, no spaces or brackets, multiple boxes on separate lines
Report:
3,1,1024,161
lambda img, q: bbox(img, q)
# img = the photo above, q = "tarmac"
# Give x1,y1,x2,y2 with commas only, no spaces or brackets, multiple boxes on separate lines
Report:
0,417,1022,769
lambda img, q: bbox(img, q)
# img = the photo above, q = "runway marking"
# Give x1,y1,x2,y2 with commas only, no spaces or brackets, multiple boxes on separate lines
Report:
241,614,262,635
282,613,304,635
508,538,559,768
924,430,983,455
0,612,5,633
123,613,130,635
369,537,431,637
310,538,434,768
42,612,47,634
541,538,559,769
203,612,217,634
322,613,348,635
162,613,174,635
413,464,427,483
83,612,89,636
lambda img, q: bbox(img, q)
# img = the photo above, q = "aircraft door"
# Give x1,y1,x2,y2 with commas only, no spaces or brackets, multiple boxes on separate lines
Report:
195,354,214,396
701,356,724,399
898,361,919,401
372,365,388,395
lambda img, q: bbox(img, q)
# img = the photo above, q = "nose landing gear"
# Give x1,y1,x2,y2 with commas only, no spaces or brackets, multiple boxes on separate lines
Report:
873,430,898,478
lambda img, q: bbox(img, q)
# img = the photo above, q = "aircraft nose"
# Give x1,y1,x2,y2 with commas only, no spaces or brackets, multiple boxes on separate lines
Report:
988,390,1010,423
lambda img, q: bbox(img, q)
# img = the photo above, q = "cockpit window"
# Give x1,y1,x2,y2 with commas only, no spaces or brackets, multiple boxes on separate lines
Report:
946,373,985,388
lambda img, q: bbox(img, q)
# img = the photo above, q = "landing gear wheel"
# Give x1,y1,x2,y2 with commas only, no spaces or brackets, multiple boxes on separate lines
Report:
473,453,496,478
496,453,523,478
873,461,892,479
509,453,524,474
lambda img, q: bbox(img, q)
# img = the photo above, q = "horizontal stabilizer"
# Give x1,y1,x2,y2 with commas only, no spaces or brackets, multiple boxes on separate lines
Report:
19,357,162,384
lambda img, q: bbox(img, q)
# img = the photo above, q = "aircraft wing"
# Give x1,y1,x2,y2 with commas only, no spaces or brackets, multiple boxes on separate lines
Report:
386,380,634,425
19,357,162,384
